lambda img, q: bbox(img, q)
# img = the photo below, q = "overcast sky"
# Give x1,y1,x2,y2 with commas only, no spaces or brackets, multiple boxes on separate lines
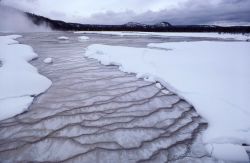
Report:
1,0,250,25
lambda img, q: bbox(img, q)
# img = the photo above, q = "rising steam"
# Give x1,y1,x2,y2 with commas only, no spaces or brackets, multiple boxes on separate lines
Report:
0,5,51,32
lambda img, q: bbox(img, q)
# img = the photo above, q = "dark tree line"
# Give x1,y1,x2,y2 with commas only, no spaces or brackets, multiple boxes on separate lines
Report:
26,12,250,33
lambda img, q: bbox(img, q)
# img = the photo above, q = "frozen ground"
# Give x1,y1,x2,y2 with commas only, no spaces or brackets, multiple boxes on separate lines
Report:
0,32,248,162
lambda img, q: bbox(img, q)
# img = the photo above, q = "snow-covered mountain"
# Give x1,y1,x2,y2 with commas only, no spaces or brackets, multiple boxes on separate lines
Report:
154,22,172,27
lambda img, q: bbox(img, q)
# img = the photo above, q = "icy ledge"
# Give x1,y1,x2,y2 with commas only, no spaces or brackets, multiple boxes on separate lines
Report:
85,42,250,162
0,35,52,121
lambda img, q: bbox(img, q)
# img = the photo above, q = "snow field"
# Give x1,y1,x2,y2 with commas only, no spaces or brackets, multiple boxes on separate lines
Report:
85,40,250,161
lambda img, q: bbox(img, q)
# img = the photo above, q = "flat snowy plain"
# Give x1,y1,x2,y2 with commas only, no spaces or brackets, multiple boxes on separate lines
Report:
84,32,250,162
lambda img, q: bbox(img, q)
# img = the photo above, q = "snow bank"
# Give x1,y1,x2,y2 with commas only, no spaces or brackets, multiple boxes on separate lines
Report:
78,36,89,41
74,31,250,41
58,36,69,40
85,41,250,161
0,35,52,121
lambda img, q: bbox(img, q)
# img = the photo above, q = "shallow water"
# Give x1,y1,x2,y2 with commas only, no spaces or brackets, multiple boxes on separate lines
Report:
0,32,224,162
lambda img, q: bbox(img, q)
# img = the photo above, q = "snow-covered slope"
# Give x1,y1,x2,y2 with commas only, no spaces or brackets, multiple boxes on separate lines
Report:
84,41,250,162
0,35,52,121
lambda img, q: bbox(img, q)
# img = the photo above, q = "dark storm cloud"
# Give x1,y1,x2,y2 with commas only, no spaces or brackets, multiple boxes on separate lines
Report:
1,0,250,25
79,0,250,25
162,0,250,25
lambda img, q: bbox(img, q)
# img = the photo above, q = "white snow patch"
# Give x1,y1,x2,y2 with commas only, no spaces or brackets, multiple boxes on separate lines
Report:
43,57,53,64
161,90,170,95
155,83,162,89
0,35,21,44
85,41,250,161
206,144,249,162
0,35,52,121
58,36,69,40
78,36,89,41
74,31,250,41
0,96,33,121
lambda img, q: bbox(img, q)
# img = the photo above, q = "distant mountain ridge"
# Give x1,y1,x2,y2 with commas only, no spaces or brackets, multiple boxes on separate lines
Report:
155,22,172,27
25,12,250,33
